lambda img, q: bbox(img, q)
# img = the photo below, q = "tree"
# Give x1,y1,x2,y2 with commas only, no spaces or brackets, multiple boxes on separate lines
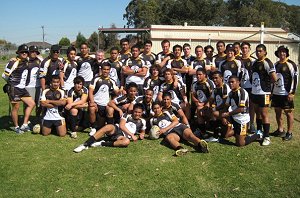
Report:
87,32,98,52
75,32,87,48
104,24,119,50
58,37,70,46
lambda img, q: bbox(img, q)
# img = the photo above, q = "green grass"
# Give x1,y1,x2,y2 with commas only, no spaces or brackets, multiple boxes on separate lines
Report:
0,60,300,197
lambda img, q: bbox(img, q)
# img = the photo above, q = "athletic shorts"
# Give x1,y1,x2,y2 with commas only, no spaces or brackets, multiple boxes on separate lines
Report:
106,125,125,141
231,118,248,136
8,86,30,102
97,105,107,117
271,95,294,109
251,94,270,107
245,88,252,100
42,119,66,128
165,124,188,138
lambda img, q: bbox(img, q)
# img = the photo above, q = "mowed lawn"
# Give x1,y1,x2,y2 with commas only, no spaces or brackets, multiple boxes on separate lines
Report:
0,60,300,198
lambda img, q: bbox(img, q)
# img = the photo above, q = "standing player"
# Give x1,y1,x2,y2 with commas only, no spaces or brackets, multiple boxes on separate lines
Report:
189,45,206,83
272,46,298,141
204,45,216,78
2,44,35,133
60,46,77,92
93,49,105,76
119,38,131,62
156,39,174,78
140,40,156,67
150,101,208,156
73,103,146,153
251,44,277,146
65,76,88,138
40,75,67,137
214,41,227,69
233,42,242,60
221,75,262,146
182,43,196,101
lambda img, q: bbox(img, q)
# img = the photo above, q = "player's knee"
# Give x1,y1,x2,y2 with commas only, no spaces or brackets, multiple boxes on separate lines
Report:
121,138,130,147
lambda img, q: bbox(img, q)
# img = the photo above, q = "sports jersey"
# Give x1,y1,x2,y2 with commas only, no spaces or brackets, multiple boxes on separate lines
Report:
143,76,162,101
124,57,148,85
240,56,256,89
76,55,95,82
251,58,275,95
150,111,179,133
219,59,242,84
182,55,196,66
102,59,123,87
119,51,132,63
121,113,146,138
39,57,64,86
226,88,250,124
41,88,65,120
156,51,173,77
191,80,214,103
163,102,181,118
273,59,298,95
67,86,88,102
26,57,42,88
140,52,156,66
190,58,205,82
132,96,153,118
62,60,77,91
4,59,29,88
166,58,189,79
114,95,137,106
90,76,118,106
214,54,227,69
211,83,230,110
159,81,185,105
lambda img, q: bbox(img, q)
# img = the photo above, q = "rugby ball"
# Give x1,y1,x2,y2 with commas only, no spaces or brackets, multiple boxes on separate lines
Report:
149,125,160,140
32,124,41,134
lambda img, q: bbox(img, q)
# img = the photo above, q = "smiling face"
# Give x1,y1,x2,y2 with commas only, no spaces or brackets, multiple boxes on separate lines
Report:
152,103,163,116
132,107,143,120
131,47,140,58
101,65,111,78
195,47,204,58
162,42,170,54
68,50,76,61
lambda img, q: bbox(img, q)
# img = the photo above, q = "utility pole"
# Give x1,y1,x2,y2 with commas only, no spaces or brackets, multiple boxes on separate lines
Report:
41,25,45,50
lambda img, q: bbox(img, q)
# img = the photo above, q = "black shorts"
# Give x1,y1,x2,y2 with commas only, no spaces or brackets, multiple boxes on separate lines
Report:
271,95,294,109
106,125,125,141
8,86,30,102
251,94,270,107
165,124,188,138
231,118,248,136
245,88,252,100
42,119,66,128
97,105,107,117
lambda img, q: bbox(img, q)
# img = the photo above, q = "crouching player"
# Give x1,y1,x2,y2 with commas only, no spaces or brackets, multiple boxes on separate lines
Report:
40,75,67,136
73,103,146,153
221,76,262,146
65,76,88,138
150,101,208,156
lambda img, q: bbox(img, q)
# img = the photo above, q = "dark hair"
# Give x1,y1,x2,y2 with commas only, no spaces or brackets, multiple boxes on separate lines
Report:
211,70,223,77
161,39,170,46
110,46,119,52
164,68,174,76
131,45,140,51
216,41,225,47
183,43,191,49
51,75,60,81
144,39,152,46
127,82,138,90
150,65,160,74
101,61,111,68
256,44,267,51
152,101,163,109
173,44,182,52
120,38,129,45
162,91,172,98
80,43,88,48
73,76,85,84
145,89,154,94
196,67,207,75
133,103,144,111
67,46,76,55
228,75,240,81
204,45,214,53
195,45,203,51
233,42,240,47
241,42,251,48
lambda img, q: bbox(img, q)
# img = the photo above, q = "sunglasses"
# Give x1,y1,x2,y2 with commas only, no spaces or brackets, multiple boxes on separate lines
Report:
52,50,60,54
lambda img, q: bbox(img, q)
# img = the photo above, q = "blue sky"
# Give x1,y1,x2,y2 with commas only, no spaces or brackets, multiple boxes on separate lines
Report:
0,0,299,45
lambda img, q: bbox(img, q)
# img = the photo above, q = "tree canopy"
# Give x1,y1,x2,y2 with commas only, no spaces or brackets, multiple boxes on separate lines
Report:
58,37,71,47
123,0,300,34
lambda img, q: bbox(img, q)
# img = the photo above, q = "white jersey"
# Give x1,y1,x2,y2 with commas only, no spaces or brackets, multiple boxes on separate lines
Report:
124,57,148,85
41,88,65,120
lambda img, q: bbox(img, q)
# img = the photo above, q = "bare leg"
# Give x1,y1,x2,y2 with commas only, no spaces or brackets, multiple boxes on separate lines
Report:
21,97,35,124
165,133,181,150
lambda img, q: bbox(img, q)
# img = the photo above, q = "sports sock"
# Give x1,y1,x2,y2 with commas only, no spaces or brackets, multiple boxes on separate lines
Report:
102,141,114,147
263,123,270,137
256,118,263,131
84,136,96,147
70,115,77,132
245,134,259,145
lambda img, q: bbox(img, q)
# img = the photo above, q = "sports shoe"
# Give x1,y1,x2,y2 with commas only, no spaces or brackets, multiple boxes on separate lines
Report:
73,144,88,153
70,132,78,139
198,140,209,153
91,140,105,147
250,123,256,134
284,132,293,141
14,126,24,134
255,130,263,140
175,148,189,156
272,129,286,137
262,137,271,146
89,128,97,136
20,124,30,132
205,136,219,143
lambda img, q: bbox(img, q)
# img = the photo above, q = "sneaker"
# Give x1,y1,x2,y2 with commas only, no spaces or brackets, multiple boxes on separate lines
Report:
272,129,286,137
262,137,271,146
70,132,78,139
20,124,30,132
73,144,88,153
205,136,219,143
250,123,256,134
14,126,24,134
175,148,189,156
89,128,97,136
284,132,293,141
198,140,209,153
91,140,105,147
255,130,263,140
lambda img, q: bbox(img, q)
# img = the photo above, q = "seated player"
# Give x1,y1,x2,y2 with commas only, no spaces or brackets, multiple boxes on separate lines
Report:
221,75,262,146
65,76,88,138
107,82,138,124
150,101,209,156
40,75,67,137
73,103,146,153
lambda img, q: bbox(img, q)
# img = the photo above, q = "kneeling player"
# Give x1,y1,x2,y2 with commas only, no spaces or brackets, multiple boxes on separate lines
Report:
221,76,262,146
150,101,208,156
40,75,67,137
73,103,146,153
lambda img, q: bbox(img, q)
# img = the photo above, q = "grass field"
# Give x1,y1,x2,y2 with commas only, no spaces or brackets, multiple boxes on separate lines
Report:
0,59,300,198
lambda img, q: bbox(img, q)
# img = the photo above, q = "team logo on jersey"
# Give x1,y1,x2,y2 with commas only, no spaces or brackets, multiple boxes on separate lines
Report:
180,62,183,67
282,66,287,72
82,62,91,69
215,95,223,107
259,65,263,71
99,84,109,93
231,64,235,68
137,60,141,65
